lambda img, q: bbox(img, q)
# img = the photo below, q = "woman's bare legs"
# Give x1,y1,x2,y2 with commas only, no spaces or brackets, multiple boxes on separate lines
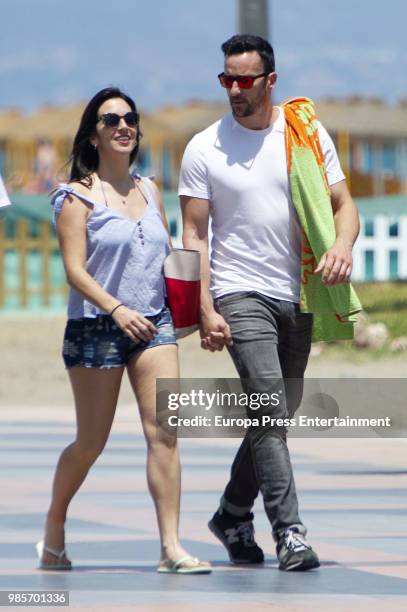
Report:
41,367,123,567
127,344,208,567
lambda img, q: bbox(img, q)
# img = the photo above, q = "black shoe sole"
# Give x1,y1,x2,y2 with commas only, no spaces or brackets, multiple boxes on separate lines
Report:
278,557,320,572
208,519,265,565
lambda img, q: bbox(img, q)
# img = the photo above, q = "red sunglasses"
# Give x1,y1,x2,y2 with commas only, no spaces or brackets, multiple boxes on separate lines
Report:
218,72,269,89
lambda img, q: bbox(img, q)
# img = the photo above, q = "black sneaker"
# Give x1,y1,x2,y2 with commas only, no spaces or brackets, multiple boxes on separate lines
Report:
208,510,264,564
277,527,320,571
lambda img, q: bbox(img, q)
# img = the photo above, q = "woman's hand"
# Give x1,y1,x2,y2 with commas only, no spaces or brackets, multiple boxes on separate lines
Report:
111,305,158,342
200,310,232,352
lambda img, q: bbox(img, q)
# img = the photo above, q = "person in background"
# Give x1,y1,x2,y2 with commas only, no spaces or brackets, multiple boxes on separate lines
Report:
0,173,11,208
35,140,58,193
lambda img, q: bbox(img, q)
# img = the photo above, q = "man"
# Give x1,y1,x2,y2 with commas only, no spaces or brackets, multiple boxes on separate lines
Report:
179,34,359,571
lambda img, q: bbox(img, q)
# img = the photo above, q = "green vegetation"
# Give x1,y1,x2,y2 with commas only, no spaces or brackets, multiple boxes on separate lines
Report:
354,281,407,338
310,281,407,362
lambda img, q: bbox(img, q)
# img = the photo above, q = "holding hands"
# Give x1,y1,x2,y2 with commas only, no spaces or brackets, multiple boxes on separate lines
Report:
200,311,233,352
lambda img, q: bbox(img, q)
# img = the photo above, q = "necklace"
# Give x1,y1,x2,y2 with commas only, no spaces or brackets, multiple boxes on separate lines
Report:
98,174,147,207
98,174,134,207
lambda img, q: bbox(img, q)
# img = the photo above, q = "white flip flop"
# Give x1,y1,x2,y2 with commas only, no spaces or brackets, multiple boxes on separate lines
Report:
36,540,72,571
157,555,212,574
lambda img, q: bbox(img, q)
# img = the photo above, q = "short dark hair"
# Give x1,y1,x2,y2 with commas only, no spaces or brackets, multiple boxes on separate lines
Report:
69,87,142,186
221,34,275,73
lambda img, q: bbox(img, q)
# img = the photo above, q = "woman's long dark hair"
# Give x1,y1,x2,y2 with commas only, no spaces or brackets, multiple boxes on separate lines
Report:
69,87,142,186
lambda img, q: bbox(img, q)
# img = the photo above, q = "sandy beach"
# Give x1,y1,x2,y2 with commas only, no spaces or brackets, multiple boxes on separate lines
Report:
0,314,406,407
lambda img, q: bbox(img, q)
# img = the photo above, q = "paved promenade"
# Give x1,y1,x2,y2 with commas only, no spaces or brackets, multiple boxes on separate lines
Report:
0,404,406,611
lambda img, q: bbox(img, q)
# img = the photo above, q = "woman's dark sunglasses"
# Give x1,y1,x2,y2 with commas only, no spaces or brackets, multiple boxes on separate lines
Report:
218,72,269,89
98,111,139,127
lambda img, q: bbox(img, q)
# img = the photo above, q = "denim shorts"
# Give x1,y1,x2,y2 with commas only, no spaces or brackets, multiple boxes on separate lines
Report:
62,306,177,369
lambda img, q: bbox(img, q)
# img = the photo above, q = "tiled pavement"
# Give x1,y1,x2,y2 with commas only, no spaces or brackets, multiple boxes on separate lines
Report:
0,404,406,611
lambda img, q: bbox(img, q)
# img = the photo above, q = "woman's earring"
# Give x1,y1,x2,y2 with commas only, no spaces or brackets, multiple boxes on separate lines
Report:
93,143,98,150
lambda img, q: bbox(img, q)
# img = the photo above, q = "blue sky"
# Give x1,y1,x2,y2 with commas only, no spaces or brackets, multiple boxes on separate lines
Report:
1,0,406,111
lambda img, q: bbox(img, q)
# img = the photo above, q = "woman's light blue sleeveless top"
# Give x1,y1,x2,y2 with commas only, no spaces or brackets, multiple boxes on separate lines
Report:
51,178,170,319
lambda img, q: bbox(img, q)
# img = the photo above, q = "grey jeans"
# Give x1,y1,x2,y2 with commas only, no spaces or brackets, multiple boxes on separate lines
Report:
214,291,313,539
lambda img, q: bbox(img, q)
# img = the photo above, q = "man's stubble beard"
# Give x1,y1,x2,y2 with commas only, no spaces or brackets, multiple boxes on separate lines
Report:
230,85,269,119
231,100,252,118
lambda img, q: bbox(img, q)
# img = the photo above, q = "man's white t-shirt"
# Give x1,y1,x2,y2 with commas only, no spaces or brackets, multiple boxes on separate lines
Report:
178,107,345,303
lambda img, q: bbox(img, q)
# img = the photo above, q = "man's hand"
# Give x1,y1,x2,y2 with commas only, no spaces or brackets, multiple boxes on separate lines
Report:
200,311,233,352
314,236,353,285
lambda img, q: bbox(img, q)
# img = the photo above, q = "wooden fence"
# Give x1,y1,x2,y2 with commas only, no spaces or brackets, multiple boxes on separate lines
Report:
0,220,68,308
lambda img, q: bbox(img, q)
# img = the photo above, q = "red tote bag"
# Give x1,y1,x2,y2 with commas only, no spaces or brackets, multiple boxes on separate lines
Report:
164,248,201,339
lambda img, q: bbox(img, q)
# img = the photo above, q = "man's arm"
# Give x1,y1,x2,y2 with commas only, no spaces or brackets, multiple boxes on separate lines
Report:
314,179,360,285
180,195,232,351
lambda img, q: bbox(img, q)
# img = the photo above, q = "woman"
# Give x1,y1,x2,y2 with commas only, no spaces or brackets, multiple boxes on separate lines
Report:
36,87,210,575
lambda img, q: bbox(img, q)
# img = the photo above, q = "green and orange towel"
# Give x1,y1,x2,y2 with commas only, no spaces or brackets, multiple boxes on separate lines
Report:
282,97,362,342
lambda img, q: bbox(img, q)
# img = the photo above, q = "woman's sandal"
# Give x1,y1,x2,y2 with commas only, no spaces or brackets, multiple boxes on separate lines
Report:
157,555,212,574
36,540,72,571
